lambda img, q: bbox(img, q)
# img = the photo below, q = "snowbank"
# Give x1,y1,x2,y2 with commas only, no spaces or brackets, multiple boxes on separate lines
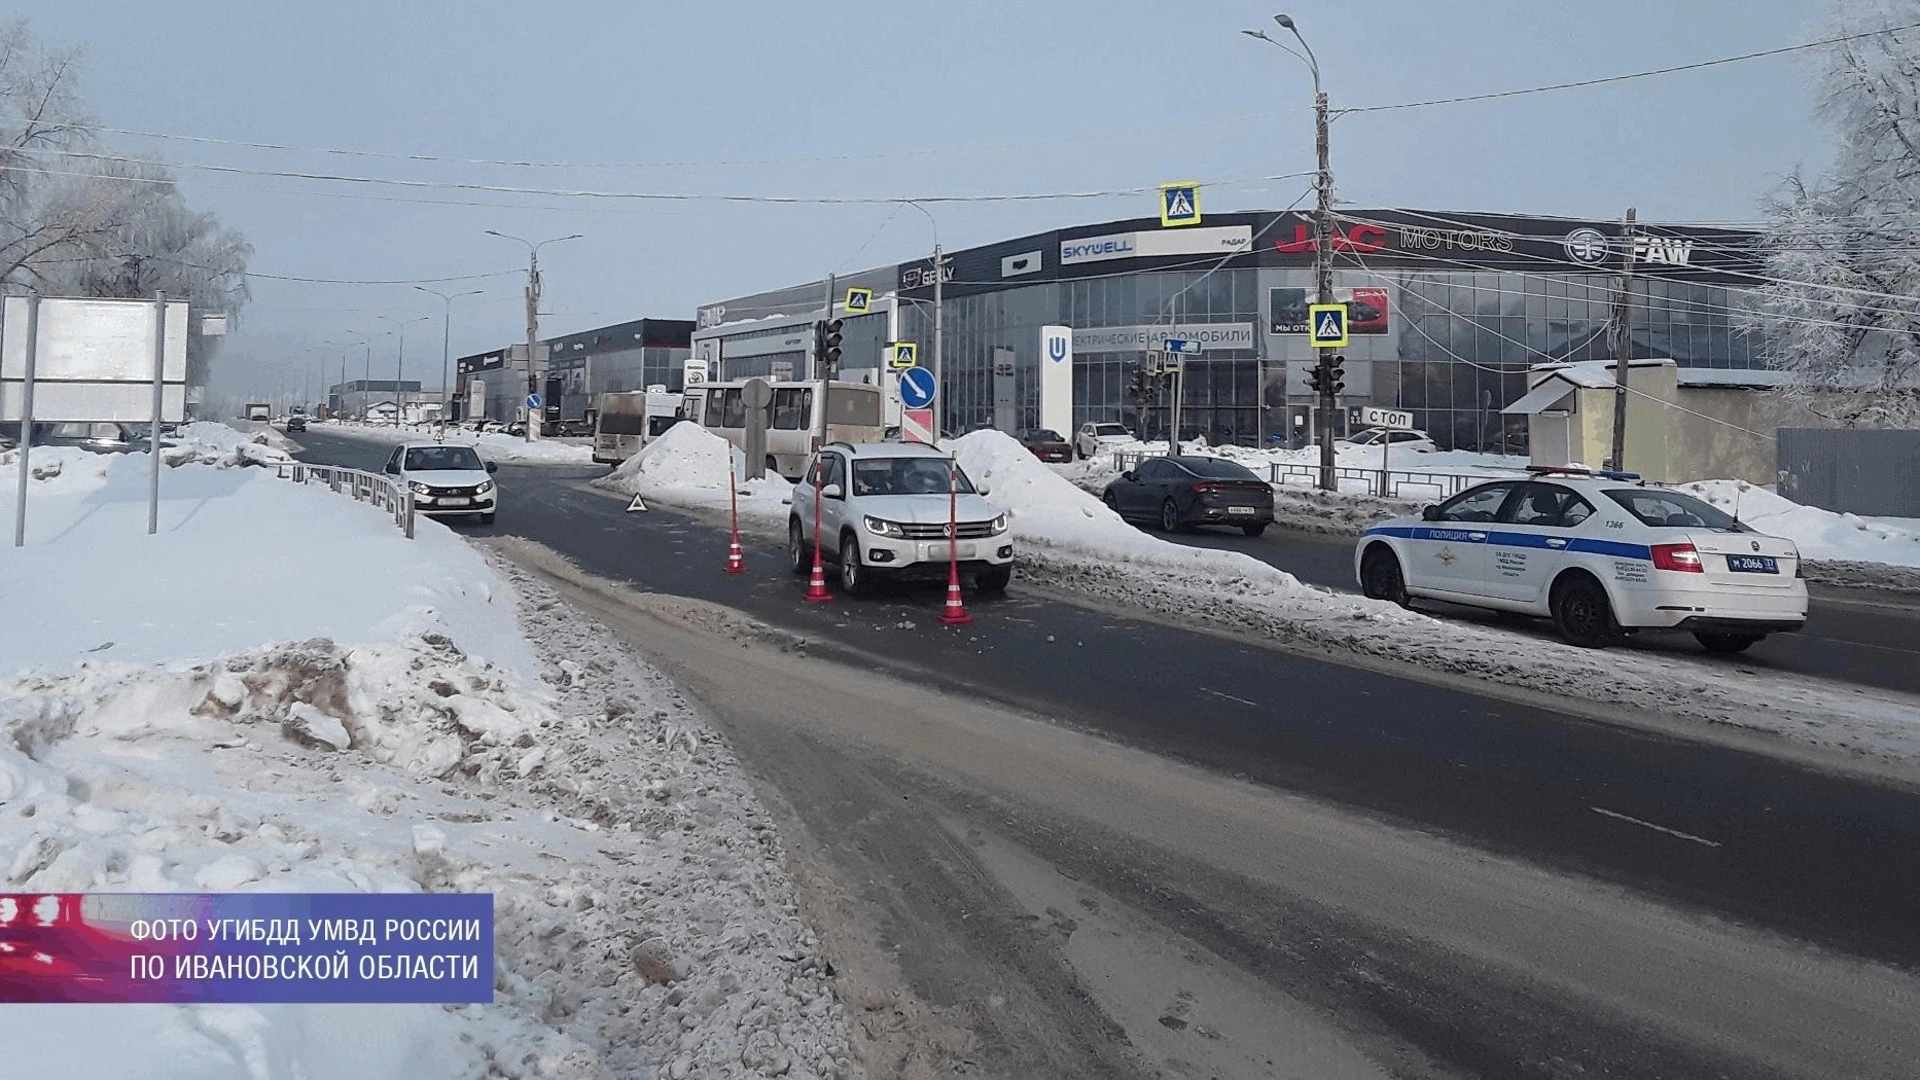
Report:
591,423,790,522
1678,479,1920,569
312,421,594,466
0,452,853,1077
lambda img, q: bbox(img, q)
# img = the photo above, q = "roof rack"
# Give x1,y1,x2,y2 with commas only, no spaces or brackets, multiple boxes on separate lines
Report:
1525,464,1642,482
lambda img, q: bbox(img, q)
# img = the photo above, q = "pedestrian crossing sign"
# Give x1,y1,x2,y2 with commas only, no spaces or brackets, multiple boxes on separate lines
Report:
845,287,872,314
1309,303,1349,348
1159,181,1201,228
889,341,918,369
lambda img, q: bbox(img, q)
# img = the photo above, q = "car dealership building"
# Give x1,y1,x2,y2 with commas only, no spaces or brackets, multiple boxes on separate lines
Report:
694,207,1769,450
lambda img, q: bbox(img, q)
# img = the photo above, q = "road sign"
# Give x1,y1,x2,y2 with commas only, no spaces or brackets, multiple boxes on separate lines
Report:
845,287,872,314
1162,338,1204,355
526,393,542,410
626,493,649,513
1160,181,1201,228
898,366,937,409
1308,304,1349,349
1361,405,1415,430
1143,350,1168,374
889,341,918,370
901,407,935,444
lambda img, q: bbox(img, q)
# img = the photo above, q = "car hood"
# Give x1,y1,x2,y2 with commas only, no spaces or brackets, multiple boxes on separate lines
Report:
401,468,491,486
860,493,1003,525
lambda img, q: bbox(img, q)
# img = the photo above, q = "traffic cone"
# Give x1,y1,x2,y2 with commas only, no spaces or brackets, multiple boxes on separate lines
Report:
938,569,972,626
803,558,832,602
724,533,747,574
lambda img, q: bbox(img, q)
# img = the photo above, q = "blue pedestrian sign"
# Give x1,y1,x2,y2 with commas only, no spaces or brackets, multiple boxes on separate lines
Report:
1162,338,1204,355
526,393,543,409
1159,181,1201,228
898,366,937,409
1308,303,1349,348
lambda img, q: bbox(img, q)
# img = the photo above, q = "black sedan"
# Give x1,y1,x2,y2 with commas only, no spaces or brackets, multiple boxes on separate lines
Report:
1019,428,1074,463
1101,455,1275,535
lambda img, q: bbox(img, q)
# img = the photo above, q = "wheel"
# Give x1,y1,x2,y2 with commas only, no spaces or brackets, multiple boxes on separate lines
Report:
1159,499,1186,533
838,532,869,596
976,564,1012,595
1241,521,1268,537
1074,445,1084,460
1359,545,1410,608
1102,490,1121,517
788,519,809,575
766,455,779,478
1551,574,1619,648
1696,632,1764,654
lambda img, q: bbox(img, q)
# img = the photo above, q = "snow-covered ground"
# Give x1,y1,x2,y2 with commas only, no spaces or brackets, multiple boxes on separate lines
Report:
0,433,851,1078
591,422,790,524
311,420,595,466
1677,479,1920,569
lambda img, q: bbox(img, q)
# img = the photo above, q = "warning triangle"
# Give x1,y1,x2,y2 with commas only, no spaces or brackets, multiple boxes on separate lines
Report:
626,493,649,512
1316,312,1342,339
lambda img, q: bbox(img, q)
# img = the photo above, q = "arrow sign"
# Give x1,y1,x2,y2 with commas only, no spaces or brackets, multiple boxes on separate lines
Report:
1163,338,1204,355
898,366,937,409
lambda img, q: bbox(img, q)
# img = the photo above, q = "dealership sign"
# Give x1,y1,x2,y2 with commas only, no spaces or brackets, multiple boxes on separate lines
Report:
1060,225,1252,266
1072,322,1255,352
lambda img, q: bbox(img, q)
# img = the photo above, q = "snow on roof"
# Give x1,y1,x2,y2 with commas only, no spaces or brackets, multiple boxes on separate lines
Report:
1527,358,1674,390
1675,367,1792,389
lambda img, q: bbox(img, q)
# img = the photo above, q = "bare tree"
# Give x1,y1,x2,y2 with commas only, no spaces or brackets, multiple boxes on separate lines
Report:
1752,3,1920,427
0,15,107,287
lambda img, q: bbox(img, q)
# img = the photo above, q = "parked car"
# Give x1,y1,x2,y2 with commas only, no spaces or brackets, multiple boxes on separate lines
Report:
788,441,1012,596
1101,455,1275,536
1073,421,1133,461
27,422,138,454
1018,428,1073,463
1339,427,1438,455
381,442,499,524
1354,466,1807,651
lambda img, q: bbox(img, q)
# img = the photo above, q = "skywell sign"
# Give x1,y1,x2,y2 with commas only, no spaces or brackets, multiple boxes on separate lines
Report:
1059,225,1251,266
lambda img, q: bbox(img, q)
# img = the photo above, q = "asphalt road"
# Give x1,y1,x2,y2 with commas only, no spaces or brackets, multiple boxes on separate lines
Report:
297,429,1920,974
1166,516,1920,697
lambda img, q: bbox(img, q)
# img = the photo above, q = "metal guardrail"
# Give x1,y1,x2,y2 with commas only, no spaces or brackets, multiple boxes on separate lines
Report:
276,461,415,538
1108,449,1506,501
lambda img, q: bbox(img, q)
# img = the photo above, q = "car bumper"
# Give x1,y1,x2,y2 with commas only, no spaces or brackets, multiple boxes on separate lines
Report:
1616,584,1808,631
859,539,1014,572
1193,505,1274,526
416,496,495,516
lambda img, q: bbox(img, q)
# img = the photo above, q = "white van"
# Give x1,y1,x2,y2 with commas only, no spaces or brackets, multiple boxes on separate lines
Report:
592,389,685,465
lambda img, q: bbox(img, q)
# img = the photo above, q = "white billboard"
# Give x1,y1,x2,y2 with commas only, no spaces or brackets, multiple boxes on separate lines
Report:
1039,326,1073,439
1059,225,1252,266
1,296,189,423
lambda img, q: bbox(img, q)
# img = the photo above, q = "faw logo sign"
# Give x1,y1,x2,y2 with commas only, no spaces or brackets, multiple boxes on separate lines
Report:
1632,236,1695,266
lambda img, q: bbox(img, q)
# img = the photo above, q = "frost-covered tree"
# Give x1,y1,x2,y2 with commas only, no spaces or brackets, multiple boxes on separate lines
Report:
1754,2,1920,427
0,16,116,287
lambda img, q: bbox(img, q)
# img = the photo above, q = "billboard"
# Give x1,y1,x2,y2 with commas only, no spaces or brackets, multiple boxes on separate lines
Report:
1270,287,1390,336
1,296,189,423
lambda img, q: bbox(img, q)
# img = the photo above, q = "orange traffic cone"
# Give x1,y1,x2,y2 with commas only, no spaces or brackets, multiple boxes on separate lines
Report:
938,569,972,626
724,533,747,574
803,558,832,602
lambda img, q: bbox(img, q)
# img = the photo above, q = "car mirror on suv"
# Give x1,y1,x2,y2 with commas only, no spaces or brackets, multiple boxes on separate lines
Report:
1120,471,1135,483
383,462,400,475
485,462,498,473
821,483,844,499
1421,505,1441,521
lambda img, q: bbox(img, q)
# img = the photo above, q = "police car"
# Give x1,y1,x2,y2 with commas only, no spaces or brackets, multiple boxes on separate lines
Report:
1354,466,1807,652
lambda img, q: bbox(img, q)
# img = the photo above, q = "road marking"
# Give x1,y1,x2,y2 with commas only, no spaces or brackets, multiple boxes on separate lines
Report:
1590,806,1722,848
1202,688,1261,708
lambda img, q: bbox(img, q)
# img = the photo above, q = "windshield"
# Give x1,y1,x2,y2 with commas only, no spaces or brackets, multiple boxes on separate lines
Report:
404,446,484,472
1178,457,1260,480
1603,488,1747,532
1091,424,1127,437
850,457,977,496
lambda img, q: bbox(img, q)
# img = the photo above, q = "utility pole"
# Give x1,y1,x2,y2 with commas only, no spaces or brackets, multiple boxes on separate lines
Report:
487,231,582,443
1311,84,1336,491
931,243,943,443
1609,207,1638,473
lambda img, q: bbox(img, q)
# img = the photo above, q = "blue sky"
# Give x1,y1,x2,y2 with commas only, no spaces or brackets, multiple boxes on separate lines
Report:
22,0,1838,397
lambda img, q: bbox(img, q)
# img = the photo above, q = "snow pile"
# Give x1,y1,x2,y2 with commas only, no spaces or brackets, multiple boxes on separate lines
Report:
161,422,296,469
0,445,115,501
315,422,594,466
592,423,790,521
0,451,853,1077
1679,480,1920,569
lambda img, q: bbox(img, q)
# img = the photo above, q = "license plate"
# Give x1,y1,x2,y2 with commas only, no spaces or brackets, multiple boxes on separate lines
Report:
1227,506,1256,516
440,497,471,507
1726,555,1777,574
927,542,975,560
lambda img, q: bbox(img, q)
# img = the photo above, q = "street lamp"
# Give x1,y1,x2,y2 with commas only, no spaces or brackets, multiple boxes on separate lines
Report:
376,314,431,427
415,286,484,430
900,201,945,444
486,230,583,441
1245,13,1340,491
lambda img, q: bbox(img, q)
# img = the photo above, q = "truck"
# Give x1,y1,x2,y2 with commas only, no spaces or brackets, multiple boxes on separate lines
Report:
245,403,272,422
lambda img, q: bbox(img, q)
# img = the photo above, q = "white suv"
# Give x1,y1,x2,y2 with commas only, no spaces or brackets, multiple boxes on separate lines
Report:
789,442,1013,596
1073,421,1133,461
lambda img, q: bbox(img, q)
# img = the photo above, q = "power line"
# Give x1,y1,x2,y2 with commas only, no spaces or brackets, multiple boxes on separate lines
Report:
1337,21,1920,116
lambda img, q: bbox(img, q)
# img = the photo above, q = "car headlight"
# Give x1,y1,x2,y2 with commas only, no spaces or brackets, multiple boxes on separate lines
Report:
989,514,1008,535
476,480,494,494
407,481,431,494
863,515,904,538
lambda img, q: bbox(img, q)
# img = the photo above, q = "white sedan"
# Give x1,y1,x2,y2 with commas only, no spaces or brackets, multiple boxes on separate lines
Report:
1340,427,1437,454
1353,468,1806,651
381,442,499,524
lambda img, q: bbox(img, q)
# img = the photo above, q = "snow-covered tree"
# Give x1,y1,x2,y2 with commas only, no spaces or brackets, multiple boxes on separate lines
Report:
1753,2,1920,427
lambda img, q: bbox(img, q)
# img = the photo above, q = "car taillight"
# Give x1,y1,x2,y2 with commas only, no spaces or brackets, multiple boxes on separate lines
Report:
1192,482,1221,493
1650,542,1704,573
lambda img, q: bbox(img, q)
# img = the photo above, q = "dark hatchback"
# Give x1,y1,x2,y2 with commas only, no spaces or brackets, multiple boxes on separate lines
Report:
1101,455,1275,535
1019,428,1074,463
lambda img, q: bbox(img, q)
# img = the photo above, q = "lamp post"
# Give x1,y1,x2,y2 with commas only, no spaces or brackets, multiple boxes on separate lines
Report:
903,202,944,443
377,315,431,426
1245,13,1338,491
486,230,583,441
415,286,484,429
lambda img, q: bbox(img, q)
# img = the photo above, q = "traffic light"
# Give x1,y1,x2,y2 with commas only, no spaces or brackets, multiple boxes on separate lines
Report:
1328,354,1346,396
816,319,843,373
1306,364,1325,396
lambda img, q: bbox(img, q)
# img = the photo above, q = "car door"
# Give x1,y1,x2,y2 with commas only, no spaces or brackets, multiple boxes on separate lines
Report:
1409,482,1520,598
1134,459,1178,517
1485,482,1594,606
818,451,851,547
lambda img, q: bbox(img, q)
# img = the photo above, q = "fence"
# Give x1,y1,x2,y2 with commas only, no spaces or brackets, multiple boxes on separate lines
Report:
1110,449,1506,501
1777,428,1920,517
275,461,415,538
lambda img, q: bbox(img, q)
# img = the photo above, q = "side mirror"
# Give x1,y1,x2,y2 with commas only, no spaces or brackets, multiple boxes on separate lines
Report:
976,485,991,497
383,462,399,475
1421,505,1441,521
485,461,498,473
1120,471,1135,483
821,483,844,499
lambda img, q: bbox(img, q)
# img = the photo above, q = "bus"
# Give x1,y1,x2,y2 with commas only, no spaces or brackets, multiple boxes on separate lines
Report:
592,390,686,465
684,379,886,480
